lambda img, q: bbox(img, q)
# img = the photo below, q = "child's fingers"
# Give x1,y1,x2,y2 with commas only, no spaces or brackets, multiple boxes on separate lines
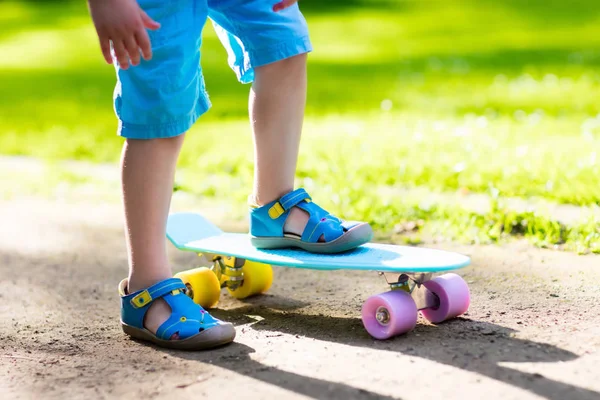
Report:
112,40,130,70
124,36,141,66
135,30,153,61
140,10,161,30
99,36,112,64
273,0,298,11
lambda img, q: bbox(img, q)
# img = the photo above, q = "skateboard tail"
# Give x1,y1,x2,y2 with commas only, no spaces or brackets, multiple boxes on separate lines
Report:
166,212,225,249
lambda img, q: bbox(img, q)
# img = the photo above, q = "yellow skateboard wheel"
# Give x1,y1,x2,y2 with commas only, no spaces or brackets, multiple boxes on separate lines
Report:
175,267,221,309
227,260,273,299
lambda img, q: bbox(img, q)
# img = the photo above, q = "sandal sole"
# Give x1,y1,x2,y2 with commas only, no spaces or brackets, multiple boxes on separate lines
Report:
251,223,374,254
121,322,236,350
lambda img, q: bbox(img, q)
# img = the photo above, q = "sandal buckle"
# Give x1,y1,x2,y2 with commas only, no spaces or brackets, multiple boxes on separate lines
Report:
130,290,152,308
268,202,285,219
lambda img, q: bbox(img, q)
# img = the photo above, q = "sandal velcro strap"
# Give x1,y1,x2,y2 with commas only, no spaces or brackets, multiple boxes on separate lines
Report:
130,278,186,309
268,188,312,219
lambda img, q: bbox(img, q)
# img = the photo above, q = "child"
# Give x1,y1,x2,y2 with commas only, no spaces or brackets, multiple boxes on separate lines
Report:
88,0,373,350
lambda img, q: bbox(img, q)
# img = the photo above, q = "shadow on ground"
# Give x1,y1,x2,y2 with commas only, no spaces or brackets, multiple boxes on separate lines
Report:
166,304,597,400
2,217,599,400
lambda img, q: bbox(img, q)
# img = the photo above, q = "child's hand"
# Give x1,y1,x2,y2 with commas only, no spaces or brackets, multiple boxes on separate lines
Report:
87,0,160,70
273,0,300,12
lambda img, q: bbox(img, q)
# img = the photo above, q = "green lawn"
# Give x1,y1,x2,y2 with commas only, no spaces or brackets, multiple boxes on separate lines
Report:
1,0,599,252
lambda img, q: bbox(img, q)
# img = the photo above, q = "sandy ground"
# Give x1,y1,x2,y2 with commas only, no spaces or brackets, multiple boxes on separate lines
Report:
1,193,600,400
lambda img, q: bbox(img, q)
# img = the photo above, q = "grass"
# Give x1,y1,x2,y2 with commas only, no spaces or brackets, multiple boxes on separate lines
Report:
0,0,599,252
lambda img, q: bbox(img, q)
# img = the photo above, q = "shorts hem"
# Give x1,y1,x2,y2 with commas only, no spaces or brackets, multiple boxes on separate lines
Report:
238,36,312,84
117,99,211,139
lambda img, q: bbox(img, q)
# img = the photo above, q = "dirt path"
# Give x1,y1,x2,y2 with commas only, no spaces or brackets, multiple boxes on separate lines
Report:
1,194,599,400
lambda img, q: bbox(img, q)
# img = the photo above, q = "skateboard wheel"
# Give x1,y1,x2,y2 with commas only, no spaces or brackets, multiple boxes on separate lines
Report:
420,273,470,323
227,260,273,299
361,290,418,340
174,267,221,309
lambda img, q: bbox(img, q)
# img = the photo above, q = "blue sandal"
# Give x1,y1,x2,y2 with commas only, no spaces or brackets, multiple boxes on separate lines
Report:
249,188,373,253
118,277,235,350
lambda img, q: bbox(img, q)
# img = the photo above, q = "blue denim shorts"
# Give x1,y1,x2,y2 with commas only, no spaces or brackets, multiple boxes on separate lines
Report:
113,0,312,139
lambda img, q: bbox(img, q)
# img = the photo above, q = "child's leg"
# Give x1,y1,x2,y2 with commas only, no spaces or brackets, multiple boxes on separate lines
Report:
209,1,373,253
121,136,184,335
249,53,311,237
110,0,235,349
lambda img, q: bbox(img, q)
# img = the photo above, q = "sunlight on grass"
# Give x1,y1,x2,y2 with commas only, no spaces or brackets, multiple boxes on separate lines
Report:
171,114,600,206
0,26,99,69
0,2,29,23
309,1,600,62
0,0,599,251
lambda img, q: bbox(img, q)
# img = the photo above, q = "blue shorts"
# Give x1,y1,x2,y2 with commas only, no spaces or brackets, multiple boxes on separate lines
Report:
113,0,312,139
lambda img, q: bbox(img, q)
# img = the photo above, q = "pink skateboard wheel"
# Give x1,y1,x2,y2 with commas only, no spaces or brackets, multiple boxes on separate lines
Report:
421,273,470,323
361,290,418,340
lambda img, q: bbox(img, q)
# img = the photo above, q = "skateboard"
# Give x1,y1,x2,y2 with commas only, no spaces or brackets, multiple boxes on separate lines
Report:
166,212,471,340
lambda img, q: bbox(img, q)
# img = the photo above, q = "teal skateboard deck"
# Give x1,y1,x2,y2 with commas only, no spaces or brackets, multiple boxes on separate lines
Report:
167,212,472,340
166,212,470,273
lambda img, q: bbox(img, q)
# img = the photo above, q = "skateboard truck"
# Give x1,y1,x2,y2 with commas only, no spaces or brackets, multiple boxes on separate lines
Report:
210,255,245,290
379,272,440,311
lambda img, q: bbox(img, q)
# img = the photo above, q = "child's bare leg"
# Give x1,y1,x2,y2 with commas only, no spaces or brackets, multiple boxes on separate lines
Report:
121,135,185,337
250,53,312,237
